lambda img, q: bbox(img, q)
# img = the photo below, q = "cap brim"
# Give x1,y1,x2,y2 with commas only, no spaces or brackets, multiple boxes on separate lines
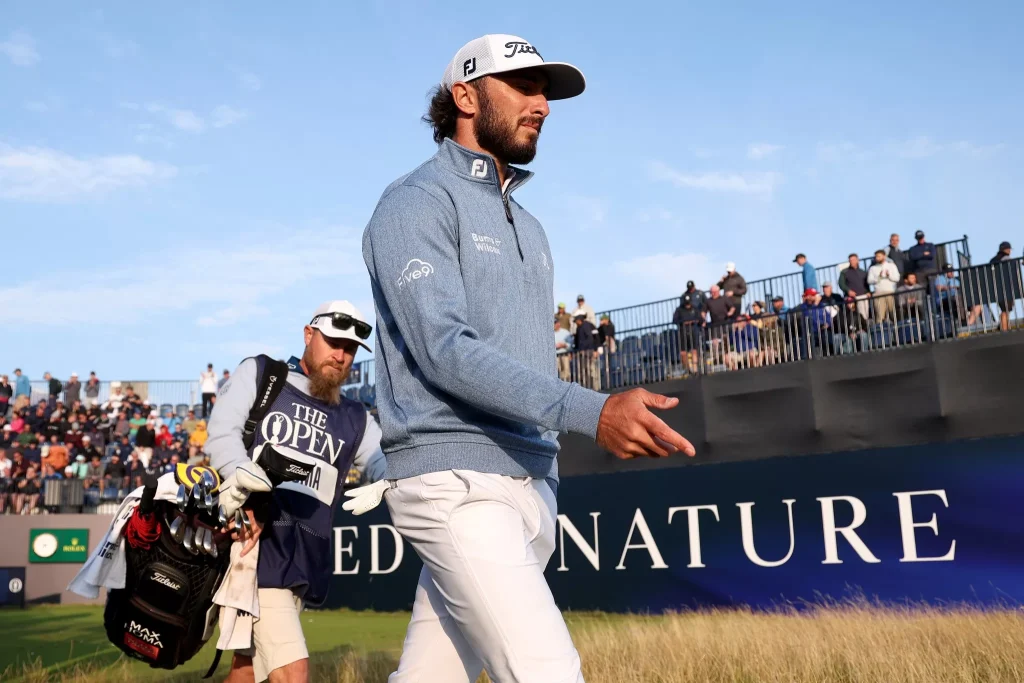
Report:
492,61,586,100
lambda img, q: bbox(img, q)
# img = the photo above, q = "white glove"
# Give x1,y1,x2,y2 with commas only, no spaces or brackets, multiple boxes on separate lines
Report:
341,479,390,516
219,461,273,518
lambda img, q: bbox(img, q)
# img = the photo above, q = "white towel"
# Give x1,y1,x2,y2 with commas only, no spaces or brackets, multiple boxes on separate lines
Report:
67,473,186,599
212,539,261,651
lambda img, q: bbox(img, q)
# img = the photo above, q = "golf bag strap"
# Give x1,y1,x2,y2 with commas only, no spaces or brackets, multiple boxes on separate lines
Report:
203,648,223,679
241,355,291,452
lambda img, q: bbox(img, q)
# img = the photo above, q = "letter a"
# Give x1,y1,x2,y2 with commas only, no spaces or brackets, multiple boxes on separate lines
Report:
615,509,668,570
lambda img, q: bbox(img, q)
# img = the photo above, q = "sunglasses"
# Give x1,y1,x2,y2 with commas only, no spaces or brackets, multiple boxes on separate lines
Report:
312,312,372,340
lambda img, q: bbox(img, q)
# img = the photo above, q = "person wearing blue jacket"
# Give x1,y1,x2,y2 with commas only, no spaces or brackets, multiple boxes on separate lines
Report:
794,253,819,293
358,33,695,683
908,230,938,278
12,369,31,413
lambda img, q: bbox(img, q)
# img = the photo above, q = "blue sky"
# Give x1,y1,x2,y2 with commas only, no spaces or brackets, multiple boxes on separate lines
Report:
2,1,1021,381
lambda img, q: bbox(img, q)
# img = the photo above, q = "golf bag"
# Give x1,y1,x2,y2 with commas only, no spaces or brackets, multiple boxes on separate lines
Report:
103,471,229,671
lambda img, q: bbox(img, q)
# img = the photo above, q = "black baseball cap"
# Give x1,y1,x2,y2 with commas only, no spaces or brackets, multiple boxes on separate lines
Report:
1000,241,1012,251
686,280,695,288
793,253,806,262
915,230,925,239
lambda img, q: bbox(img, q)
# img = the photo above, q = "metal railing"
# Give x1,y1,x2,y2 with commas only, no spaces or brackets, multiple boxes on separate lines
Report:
26,380,200,413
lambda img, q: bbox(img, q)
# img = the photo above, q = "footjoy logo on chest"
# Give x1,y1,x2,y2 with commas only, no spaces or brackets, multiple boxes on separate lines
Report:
397,259,434,289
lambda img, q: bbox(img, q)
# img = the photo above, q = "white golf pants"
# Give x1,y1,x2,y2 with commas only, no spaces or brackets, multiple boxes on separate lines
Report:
386,469,584,683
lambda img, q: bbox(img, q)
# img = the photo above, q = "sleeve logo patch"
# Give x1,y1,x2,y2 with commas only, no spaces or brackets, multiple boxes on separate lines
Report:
397,259,434,289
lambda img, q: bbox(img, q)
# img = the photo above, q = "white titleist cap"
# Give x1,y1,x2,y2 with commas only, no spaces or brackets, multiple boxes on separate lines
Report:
309,300,373,353
442,34,586,101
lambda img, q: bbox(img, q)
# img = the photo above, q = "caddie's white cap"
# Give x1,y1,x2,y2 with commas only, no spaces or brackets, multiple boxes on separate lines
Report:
309,300,373,353
726,262,736,272
442,34,586,101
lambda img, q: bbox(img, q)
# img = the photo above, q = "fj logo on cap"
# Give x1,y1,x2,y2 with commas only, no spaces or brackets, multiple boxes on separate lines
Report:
504,41,541,59
463,58,476,77
471,159,487,178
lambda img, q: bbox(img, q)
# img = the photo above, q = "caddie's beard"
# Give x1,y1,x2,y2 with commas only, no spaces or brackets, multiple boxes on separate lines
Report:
306,356,348,405
474,81,541,165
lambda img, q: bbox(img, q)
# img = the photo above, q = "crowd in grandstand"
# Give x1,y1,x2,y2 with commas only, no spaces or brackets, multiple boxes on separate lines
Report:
555,232,1020,380
0,370,224,515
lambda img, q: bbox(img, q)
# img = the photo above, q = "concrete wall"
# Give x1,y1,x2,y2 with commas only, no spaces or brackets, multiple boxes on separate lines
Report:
0,513,115,605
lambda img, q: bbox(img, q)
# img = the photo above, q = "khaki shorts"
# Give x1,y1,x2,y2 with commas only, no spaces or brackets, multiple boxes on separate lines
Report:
236,588,308,682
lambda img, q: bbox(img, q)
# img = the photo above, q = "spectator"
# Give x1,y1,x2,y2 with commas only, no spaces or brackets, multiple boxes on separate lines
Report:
834,297,870,354
84,371,100,406
896,273,926,321
682,280,707,314
885,233,909,277
9,413,25,436
84,454,105,490
128,410,147,440
200,363,218,418
68,453,89,479
672,295,704,374
820,282,844,307
43,372,62,403
553,319,572,381
65,372,82,405
103,454,128,499
79,435,103,463
838,253,871,320
573,295,597,328
0,449,11,479
933,263,970,323
103,381,125,414
717,263,747,312
155,424,174,449
187,445,206,466
43,435,69,472
771,296,789,319
122,385,144,413
868,249,901,322
14,466,41,514
1,425,13,449
797,288,832,356
794,254,819,293
13,369,31,413
127,451,146,489
554,303,572,331
189,420,209,449
597,314,616,354
989,241,1015,332
41,463,62,481
0,375,12,417
172,423,189,447
162,453,182,476
705,285,735,325
113,410,131,440
908,230,938,279
726,315,761,370
11,451,28,479
182,409,198,435
135,419,156,467
572,311,601,391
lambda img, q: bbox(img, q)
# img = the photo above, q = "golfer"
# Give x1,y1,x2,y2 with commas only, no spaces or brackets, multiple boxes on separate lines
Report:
360,34,694,682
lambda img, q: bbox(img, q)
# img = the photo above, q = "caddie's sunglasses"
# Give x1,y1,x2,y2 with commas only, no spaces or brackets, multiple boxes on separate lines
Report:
311,312,372,340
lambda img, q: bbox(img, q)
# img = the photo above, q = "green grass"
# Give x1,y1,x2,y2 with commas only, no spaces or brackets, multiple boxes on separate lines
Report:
0,605,412,682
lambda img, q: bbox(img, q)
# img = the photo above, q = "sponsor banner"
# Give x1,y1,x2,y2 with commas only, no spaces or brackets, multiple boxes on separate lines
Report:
29,529,89,563
0,567,26,608
326,436,1024,612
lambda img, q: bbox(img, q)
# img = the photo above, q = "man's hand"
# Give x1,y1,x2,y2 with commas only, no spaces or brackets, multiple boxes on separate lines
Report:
227,508,263,557
595,388,696,460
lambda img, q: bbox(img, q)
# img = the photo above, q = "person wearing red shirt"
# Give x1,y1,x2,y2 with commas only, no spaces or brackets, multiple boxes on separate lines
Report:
154,424,174,449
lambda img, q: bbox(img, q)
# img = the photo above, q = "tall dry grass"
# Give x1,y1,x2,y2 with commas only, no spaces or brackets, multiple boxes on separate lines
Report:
6,604,1023,682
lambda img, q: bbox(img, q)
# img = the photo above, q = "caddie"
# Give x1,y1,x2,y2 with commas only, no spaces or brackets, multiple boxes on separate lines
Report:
205,300,385,683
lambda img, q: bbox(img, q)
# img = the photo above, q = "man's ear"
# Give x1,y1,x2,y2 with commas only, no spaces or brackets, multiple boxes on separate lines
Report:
303,325,314,347
452,80,479,116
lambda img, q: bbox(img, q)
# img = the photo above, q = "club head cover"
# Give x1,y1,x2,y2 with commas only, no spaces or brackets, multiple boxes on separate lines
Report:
218,461,272,518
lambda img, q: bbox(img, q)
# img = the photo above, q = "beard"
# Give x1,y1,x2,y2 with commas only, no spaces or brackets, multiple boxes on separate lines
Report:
474,82,542,165
306,356,348,405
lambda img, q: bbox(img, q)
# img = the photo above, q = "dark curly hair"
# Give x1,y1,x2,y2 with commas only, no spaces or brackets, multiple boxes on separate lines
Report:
423,85,459,145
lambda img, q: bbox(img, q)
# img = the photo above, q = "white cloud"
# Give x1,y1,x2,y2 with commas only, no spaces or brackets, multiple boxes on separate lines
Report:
211,105,247,128
168,109,205,132
651,161,783,198
748,143,782,160
614,252,720,300
238,70,261,91
1,31,39,66
0,225,365,326
0,144,177,201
